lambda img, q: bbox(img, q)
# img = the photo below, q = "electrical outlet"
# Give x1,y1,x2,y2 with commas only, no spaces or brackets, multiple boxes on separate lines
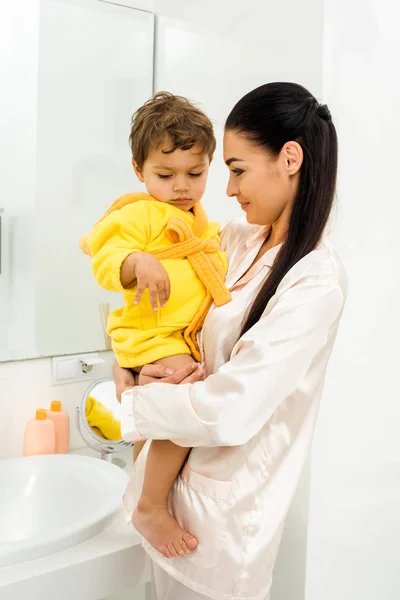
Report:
51,353,106,386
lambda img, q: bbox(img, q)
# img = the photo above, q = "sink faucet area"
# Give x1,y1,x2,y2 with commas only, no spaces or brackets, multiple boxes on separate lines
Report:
0,454,128,567
0,451,149,600
0,378,148,600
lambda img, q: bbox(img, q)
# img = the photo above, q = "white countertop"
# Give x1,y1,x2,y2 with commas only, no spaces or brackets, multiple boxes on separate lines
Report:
0,447,150,600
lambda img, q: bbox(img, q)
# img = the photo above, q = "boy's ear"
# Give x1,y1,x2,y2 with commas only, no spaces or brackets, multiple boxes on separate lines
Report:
132,159,145,182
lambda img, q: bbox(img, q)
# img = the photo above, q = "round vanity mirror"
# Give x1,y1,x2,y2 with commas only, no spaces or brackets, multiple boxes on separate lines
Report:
77,378,132,467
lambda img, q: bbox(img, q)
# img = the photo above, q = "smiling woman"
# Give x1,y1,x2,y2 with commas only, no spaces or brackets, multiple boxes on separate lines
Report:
118,82,346,600
224,134,303,229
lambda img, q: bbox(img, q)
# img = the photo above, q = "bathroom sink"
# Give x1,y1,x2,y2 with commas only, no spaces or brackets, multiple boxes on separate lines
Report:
0,454,128,567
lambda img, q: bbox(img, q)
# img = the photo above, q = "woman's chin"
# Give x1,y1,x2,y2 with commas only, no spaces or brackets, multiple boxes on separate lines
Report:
245,213,256,224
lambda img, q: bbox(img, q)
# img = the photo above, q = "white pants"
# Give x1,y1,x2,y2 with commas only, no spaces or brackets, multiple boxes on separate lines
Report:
150,562,208,600
150,562,270,600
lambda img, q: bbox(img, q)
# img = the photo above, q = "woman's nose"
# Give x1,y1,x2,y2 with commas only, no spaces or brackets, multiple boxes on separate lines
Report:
226,175,239,198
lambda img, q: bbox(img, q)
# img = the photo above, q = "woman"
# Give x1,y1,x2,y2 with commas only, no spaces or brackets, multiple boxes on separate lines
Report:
115,82,347,600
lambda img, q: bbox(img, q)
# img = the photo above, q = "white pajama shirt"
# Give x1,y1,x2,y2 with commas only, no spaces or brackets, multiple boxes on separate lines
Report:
121,218,347,600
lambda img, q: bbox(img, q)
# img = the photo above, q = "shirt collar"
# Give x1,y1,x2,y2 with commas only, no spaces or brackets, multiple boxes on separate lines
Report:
262,243,282,267
245,225,282,268
244,225,270,250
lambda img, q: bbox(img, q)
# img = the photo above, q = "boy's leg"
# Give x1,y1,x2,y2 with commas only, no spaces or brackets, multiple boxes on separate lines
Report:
133,440,146,462
153,352,195,370
132,354,194,462
132,353,198,559
133,440,197,557
141,441,191,506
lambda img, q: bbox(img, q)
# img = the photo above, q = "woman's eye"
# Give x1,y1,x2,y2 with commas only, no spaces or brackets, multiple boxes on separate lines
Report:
157,174,172,179
232,168,244,177
189,172,203,178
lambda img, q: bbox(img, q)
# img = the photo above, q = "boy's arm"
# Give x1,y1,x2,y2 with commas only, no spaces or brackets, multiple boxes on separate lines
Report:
120,253,139,289
87,202,150,292
88,201,171,308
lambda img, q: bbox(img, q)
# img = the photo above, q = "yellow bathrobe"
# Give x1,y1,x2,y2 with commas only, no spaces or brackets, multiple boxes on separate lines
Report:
84,193,231,368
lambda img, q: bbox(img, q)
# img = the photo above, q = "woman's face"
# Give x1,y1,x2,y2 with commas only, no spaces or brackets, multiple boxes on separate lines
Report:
223,130,302,227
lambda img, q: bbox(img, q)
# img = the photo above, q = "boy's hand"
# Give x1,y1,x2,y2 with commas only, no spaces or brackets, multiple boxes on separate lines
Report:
123,252,171,310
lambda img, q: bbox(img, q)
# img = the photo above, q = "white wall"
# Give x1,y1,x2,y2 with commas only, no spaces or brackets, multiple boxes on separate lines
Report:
306,1,400,598
154,1,323,227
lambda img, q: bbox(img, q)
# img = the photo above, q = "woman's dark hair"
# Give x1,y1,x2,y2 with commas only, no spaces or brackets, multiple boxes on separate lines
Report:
225,82,337,335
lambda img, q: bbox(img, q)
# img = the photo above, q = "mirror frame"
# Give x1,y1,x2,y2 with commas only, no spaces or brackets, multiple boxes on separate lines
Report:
77,378,132,457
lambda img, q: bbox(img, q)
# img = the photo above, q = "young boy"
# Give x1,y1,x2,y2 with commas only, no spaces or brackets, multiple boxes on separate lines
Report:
81,92,230,559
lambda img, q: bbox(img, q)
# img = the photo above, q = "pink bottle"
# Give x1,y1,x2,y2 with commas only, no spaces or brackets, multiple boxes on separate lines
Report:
23,409,56,456
47,401,70,454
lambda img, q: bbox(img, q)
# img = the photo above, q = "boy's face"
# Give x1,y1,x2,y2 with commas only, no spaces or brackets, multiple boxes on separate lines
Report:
132,145,210,211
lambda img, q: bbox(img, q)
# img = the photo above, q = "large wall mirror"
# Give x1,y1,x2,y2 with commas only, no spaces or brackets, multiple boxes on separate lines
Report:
0,0,154,361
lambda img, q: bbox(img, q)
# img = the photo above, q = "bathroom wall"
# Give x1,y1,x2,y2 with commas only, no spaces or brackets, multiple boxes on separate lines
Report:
306,1,400,598
154,0,324,227
0,351,115,459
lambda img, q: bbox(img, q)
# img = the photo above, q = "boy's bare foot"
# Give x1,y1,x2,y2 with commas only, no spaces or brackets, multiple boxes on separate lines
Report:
132,498,198,559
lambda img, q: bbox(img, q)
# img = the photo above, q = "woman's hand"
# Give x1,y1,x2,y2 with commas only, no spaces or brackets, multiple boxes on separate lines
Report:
114,360,204,402
138,362,204,386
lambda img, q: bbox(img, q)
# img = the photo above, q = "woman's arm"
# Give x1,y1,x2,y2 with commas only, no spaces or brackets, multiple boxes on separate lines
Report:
120,268,345,447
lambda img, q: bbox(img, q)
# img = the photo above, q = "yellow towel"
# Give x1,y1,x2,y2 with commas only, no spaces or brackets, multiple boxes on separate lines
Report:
80,193,231,361
85,396,121,441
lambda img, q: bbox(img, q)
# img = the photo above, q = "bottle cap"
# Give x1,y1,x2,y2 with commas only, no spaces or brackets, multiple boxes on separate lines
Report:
36,409,47,420
51,400,62,412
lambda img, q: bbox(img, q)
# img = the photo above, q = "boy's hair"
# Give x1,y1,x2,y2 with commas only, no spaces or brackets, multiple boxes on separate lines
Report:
129,92,216,168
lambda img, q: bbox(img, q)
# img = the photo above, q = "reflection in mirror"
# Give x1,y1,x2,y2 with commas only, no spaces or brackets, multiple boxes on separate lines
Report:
85,380,122,442
1,1,154,362
77,378,132,466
